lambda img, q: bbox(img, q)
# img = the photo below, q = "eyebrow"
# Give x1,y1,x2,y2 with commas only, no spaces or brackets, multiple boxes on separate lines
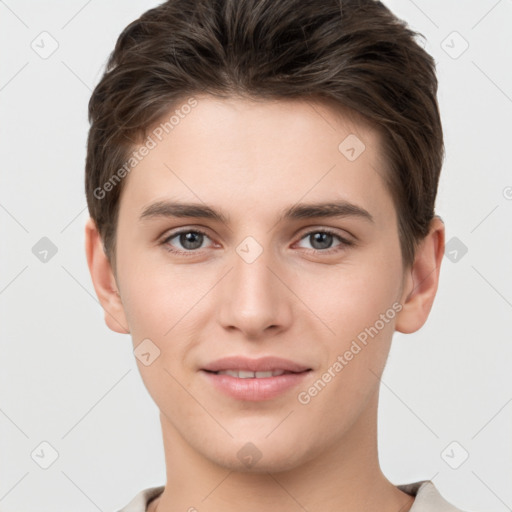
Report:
139,200,374,224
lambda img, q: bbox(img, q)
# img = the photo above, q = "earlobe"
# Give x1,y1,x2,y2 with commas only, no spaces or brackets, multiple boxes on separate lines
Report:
84,217,130,334
395,216,445,334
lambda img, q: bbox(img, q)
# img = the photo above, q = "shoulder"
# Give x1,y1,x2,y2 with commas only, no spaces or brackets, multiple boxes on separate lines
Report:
398,480,472,512
115,485,165,512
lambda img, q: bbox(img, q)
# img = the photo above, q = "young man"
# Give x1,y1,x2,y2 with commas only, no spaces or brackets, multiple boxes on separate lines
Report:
84,1,468,511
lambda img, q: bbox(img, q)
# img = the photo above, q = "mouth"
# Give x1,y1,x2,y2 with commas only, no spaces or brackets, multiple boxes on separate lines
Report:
200,357,312,401
203,369,308,378
201,355,312,374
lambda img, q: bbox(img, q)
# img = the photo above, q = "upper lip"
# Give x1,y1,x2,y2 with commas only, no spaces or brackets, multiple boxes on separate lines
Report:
202,356,311,373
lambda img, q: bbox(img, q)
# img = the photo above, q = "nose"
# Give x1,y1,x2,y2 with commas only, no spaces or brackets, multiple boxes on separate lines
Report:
216,239,293,340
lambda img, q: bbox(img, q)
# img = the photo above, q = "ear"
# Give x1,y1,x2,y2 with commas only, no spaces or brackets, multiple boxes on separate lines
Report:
84,217,130,334
395,216,445,334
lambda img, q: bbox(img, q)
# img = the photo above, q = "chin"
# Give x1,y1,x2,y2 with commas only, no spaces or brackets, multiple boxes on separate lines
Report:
200,433,312,474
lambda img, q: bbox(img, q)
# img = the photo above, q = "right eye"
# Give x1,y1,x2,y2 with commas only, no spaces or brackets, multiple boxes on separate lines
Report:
162,228,214,254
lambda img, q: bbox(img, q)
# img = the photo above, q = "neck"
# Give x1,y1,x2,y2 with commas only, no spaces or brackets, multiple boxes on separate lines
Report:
150,389,414,512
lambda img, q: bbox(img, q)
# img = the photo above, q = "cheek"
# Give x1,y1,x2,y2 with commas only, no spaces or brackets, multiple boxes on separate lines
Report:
294,257,402,341
299,267,401,415
119,273,167,340
117,247,195,334
118,260,214,380
121,268,201,404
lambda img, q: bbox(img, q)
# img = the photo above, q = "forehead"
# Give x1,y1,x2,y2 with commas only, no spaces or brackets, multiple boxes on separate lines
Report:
118,94,394,226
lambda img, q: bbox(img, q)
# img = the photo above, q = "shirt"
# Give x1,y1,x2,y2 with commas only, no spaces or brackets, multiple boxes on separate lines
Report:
116,480,469,511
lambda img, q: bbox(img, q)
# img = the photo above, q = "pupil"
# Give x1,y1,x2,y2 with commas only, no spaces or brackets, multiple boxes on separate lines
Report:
181,232,202,249
312,232,332,250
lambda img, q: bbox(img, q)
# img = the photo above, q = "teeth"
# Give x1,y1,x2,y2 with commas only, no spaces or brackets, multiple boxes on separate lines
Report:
216,369,286,378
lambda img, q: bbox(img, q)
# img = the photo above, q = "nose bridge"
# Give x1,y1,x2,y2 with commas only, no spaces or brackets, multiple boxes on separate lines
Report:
217,233,290,335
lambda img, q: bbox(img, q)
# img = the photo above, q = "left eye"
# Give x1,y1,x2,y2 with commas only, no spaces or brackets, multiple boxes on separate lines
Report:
296,230,349,252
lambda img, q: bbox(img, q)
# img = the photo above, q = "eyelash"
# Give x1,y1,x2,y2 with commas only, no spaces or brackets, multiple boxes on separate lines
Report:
161,227,354,256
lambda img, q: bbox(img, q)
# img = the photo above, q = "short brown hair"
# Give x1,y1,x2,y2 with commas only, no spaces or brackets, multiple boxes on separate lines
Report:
85,0,444,273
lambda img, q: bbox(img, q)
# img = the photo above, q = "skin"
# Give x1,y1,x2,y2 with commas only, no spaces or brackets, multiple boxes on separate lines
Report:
85,95,444,512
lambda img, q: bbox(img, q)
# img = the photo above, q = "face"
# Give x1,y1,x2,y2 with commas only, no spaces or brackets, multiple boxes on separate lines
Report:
110,95,409,472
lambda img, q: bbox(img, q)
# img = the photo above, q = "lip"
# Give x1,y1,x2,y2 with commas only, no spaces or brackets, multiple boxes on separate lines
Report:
200,356,312,401
201,356,311,373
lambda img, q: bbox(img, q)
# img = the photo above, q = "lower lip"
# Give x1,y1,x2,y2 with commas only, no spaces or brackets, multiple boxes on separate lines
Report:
201,370,311,401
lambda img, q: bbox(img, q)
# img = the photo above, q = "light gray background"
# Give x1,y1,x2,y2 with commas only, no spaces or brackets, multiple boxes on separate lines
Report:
1,1,511,511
